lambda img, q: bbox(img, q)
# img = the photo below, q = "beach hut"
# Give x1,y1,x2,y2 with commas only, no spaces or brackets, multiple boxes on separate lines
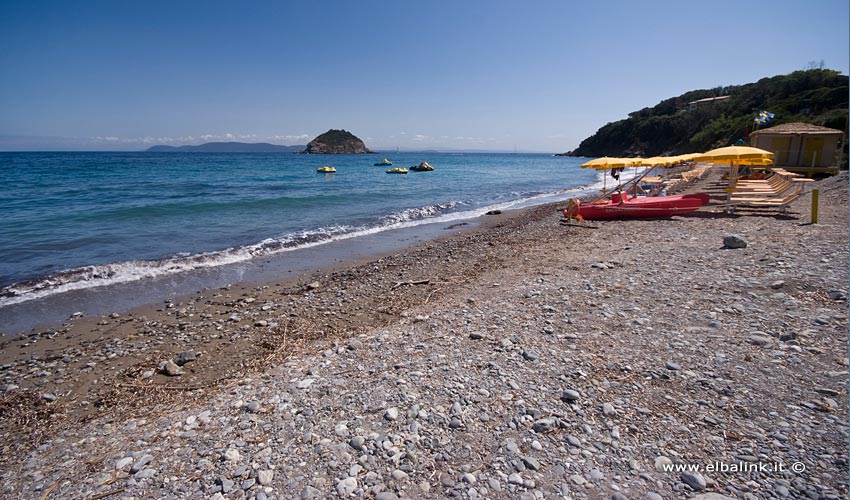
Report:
749,122,844,176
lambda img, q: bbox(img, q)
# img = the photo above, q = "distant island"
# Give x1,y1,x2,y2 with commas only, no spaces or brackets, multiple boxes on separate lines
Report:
302,129,373,154
146,142,305,153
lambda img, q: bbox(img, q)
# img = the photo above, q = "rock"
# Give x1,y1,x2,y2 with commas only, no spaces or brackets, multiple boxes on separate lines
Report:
303,129,373,154
135,468,157,479
522,349,539,361
469,332,485,340
461,473,477,484
115,457,133,470
602,403,617,416
174,351,196,365
561,389,580,403
245,401,261,413
522,456,541,471
485,210,503,215
748,335,772,346
347,339,362,350
296,378,314,389
391,469,408,482
159,360,184,376
690,495,736,500
508,473,524,485
654,456,672,472
306,281,321,290
384,407,399,421
770,280,785,289
665,361,681,371
258,469,273,486
349,436,366,451
129,454,153,473
681,471,706,491
336,477,358,496
224,448,241,462
532,417,558,433
723,235,747,249
375,493,399,500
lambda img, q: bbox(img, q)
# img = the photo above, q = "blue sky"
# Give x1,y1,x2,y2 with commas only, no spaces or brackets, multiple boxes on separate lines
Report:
1,0,848,152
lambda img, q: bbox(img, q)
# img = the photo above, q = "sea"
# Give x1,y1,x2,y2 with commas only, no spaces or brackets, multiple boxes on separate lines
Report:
0,152,605,332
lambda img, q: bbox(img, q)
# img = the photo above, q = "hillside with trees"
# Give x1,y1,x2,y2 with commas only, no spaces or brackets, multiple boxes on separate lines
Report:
565,69,848,164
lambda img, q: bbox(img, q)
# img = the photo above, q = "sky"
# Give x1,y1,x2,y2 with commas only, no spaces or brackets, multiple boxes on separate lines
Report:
1,0,848,152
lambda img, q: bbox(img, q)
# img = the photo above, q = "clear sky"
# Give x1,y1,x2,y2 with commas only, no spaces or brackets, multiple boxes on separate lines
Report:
1,0,848,152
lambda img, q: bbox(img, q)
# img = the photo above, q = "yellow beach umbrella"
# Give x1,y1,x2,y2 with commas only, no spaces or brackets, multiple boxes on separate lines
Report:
580,157,635,170
693,146,774,208
692,146,774,163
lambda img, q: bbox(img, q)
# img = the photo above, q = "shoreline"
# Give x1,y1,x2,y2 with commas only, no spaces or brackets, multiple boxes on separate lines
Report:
0,178,604,336
1,170,847,499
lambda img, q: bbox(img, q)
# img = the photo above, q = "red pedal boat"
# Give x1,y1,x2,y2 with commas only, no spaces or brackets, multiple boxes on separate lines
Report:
564,192,709,220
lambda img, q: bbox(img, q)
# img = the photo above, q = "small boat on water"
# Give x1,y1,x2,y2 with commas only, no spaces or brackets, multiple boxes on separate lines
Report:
386,167,408,174
317,166,336,173
374,158,392,166
564,192,709,220
410,161,434,172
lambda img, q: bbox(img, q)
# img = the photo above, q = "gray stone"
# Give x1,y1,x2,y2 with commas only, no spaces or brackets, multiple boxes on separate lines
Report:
385,407,399,421
522,349,539,361
336,477,357,496
654,456,672,472
681,471,706,491
129,454,153,473
134,468,157,479
748,335,772,346
723,235,747,249
391,469,408,481
159,360,184,376
349,436,366,451
532,417,558,433
522,456,541,471
508,473,524,485
257,469,273,486
174,351,196,366
665,361,681,371
375,493,399,500
561,389,580,403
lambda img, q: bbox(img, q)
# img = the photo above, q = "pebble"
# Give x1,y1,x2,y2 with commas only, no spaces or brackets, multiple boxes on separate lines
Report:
257,469,273,486
159,360,184,376
561,389,580,402
681,471,707,491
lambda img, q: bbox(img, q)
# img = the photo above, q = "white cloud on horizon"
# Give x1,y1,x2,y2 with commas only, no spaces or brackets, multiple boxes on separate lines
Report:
91,133,312,146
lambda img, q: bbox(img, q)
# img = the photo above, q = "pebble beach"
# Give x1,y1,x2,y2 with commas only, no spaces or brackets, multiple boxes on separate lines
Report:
1,169,847,500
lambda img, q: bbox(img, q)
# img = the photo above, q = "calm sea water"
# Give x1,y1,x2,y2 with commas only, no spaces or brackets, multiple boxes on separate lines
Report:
0,152,599,306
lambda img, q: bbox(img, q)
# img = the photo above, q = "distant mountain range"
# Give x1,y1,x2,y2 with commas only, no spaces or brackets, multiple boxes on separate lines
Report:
146,142,305,153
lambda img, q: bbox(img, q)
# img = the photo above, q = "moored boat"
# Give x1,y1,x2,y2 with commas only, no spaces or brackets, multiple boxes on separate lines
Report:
374,158,392,166
564,192,709,220
410,161,434,172
317,166,336,173
386,167,408,174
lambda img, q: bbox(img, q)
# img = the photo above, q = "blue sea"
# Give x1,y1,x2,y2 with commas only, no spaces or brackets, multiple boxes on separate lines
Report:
0,152,600,308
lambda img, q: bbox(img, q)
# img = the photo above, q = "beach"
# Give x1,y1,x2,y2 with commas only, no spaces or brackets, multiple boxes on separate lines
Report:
0,170,847,499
